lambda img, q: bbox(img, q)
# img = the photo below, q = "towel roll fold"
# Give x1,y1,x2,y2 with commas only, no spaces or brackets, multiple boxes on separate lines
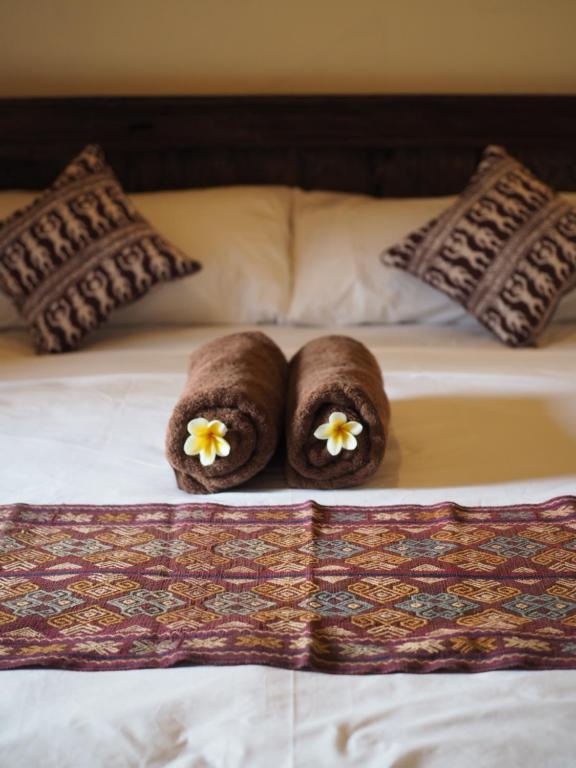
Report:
286,335,390,489
166,331,287,493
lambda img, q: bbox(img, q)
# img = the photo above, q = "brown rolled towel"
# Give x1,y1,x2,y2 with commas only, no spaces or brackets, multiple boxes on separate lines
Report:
166,331,287,493
286,335,390,489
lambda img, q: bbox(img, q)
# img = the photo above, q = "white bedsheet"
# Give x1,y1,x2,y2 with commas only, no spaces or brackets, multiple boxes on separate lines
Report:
1,321,576,767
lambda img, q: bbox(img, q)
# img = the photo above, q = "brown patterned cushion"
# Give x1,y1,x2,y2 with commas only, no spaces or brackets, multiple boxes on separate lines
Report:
0,145,201,353
380,146,576,346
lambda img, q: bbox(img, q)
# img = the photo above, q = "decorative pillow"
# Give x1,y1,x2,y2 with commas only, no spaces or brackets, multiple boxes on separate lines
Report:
0,145,201,352
380,146,576,346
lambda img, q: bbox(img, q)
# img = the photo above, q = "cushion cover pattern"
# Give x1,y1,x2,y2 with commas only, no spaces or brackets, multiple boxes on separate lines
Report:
0,145,201,352
380,145,576,346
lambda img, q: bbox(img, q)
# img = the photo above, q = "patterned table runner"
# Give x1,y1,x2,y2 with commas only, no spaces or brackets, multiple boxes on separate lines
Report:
1,497,576,673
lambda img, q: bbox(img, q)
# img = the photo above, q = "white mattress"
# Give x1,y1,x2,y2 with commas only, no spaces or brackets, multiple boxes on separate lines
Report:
1,321,576,767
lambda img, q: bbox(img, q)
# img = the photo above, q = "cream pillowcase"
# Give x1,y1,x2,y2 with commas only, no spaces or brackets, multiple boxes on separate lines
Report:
288,189,576,326
288,190,465,326
0,186,292,329
116,186,292,326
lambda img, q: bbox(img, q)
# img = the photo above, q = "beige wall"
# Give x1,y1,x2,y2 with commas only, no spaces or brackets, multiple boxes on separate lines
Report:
1,0,575,96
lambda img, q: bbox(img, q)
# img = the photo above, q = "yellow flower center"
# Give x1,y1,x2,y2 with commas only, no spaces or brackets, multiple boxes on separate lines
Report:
184,418,231,466
313,411,363,457
195,425,219,452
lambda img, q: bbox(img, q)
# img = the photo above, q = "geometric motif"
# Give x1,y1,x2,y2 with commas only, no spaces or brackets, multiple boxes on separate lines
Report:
351,608,427,638
94,530,154,548
456,608,530,631
479,536,546,558
250,606,316,633
447,580,520,603
450,636,498,654
47,606,123,635
67,576,140,600
131,539,195,558
203,591,275,616
174,549,231,570
0,536,24,554
8,528,64,547
2,496,576,674
253,579,317,603
348,577,419,604
503,637,551,653
167,579,225,602
259,529,311,548
298,591,372,617
431,525,493,546
84,550,152,568
0,549,56,571
107,590,185,617
179,528,234,547
531,548,576,572
154,605,220,631
386,539,458,558
299,540,363,559
252,550,312,572
213,538,278,560
547,580,576,601
502,594,576,620
439,549,507,571
0,578,38,601
396,593,477,619
3,589,84,618
331,512,366,522
346,550,410,570
42,538,112,558
520,526,575,546
342,529,404,547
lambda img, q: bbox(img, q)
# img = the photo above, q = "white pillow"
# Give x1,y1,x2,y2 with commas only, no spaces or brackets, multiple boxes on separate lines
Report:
0,186,292,329
288,189,464,325
288,189,576,326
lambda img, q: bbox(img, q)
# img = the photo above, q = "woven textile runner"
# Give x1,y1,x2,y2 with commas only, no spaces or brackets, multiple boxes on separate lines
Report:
1,497,576,673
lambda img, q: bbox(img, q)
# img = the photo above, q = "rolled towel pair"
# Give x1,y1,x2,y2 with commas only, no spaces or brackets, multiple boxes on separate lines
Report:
166,332,389,492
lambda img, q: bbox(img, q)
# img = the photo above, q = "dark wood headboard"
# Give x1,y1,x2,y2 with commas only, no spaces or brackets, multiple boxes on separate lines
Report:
1,95,575,196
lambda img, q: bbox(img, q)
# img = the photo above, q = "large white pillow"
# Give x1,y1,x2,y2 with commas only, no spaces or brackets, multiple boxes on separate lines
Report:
0,186,292,329
288,189,576,326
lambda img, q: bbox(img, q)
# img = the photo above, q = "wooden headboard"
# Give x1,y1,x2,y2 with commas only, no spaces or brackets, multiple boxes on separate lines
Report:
1,95,575,196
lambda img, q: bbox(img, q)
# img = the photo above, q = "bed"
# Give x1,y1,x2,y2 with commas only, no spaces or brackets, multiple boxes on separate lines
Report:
1,95,576,767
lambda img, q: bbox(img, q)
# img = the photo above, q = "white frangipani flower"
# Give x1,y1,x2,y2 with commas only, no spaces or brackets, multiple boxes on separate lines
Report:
313,411,363,456
184,418,230,466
